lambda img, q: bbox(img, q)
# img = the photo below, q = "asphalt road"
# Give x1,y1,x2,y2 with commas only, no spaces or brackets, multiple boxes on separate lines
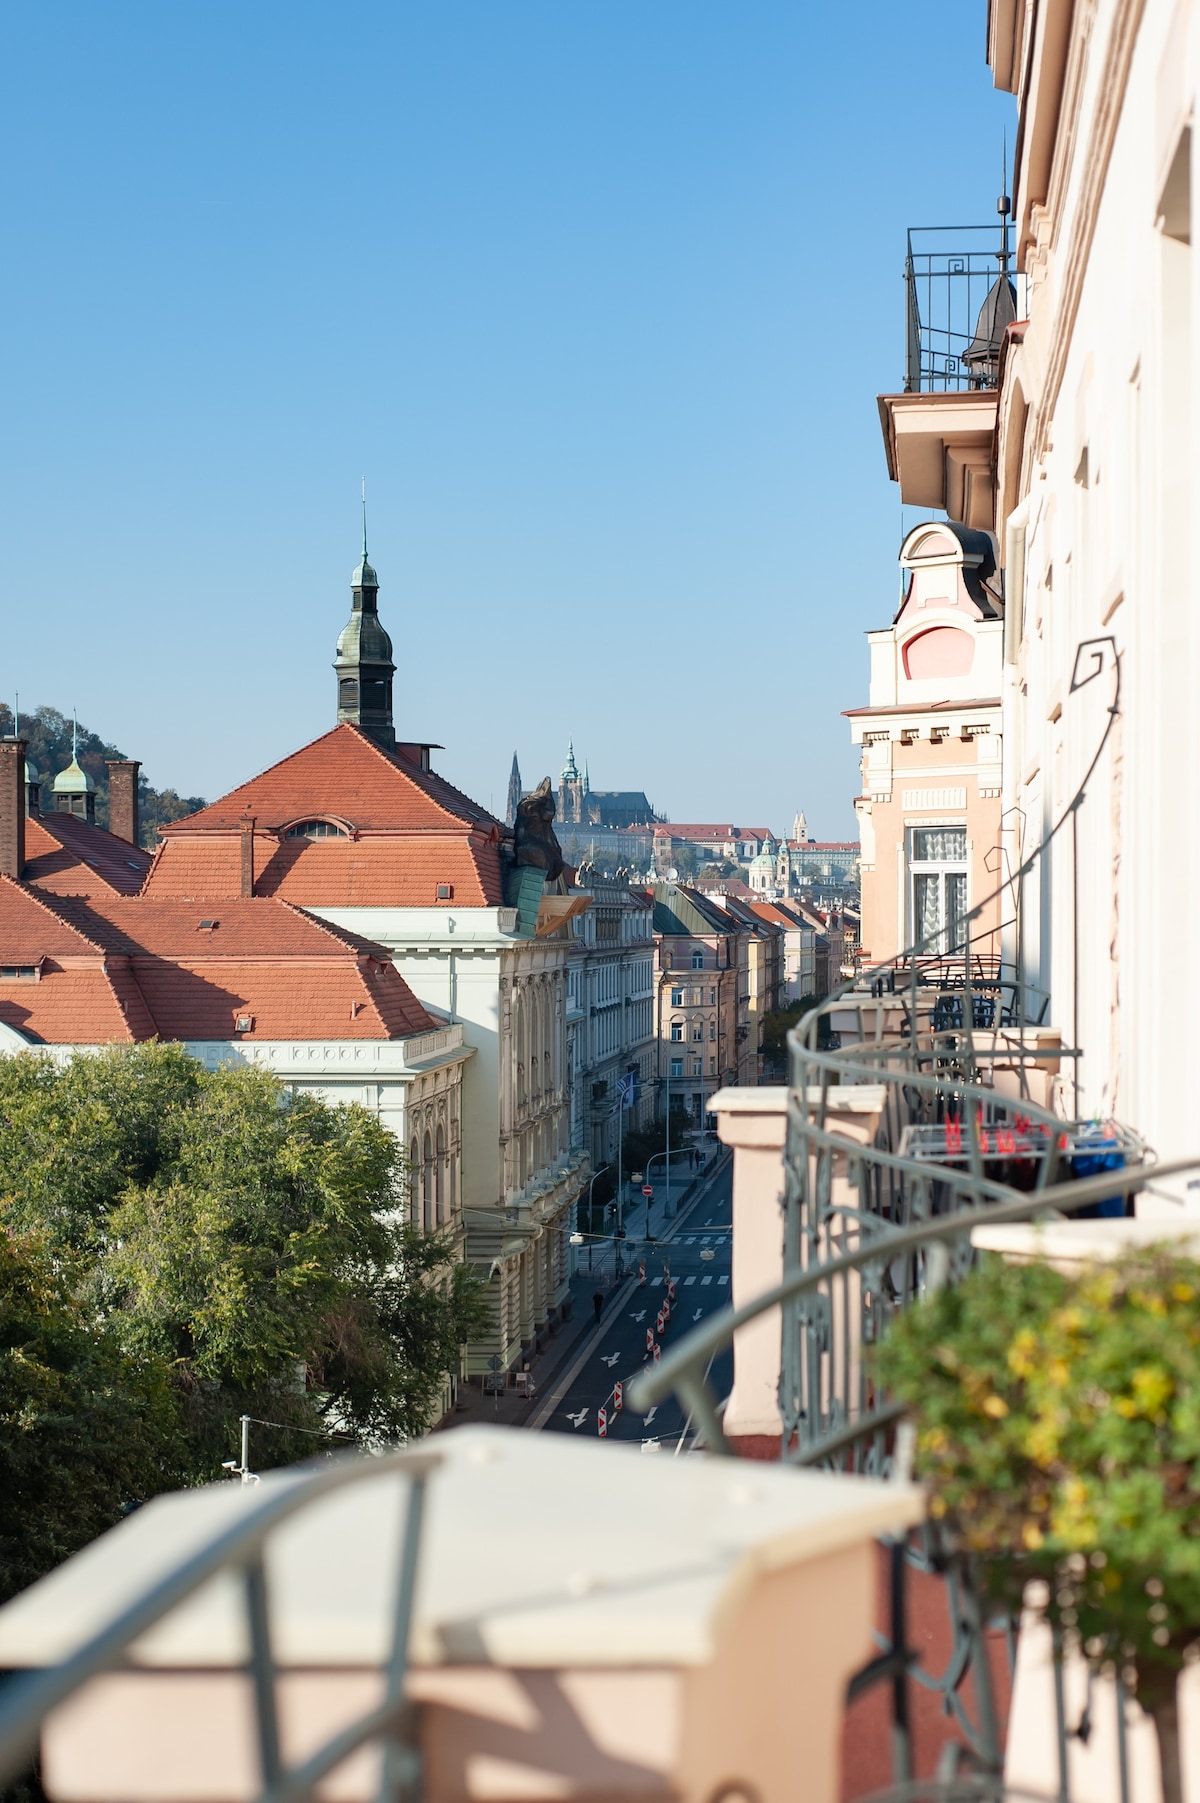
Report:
538,1160,733,1450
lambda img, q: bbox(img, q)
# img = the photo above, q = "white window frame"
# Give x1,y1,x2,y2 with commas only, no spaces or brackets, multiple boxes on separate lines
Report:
907,824,969,955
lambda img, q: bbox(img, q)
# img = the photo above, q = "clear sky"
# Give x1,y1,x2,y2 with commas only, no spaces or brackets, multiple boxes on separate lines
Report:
1,3,1014,838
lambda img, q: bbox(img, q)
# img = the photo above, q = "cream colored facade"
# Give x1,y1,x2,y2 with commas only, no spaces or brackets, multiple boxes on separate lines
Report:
850,521,1005,969
310,903,588,1373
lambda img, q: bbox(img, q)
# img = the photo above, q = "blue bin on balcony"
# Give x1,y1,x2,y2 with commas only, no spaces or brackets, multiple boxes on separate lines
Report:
1069,1126,1127,1218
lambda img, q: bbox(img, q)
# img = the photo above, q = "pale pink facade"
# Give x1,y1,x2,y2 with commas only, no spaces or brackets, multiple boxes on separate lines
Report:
848,521,1005,969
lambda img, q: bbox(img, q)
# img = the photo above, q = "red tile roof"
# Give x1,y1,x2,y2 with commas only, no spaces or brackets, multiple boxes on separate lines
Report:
23,813,152,897
144,724,506,907
0,880,438,1046
165,723,497,834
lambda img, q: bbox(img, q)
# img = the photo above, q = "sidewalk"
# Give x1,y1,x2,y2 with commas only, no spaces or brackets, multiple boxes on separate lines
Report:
445,1149,730,1432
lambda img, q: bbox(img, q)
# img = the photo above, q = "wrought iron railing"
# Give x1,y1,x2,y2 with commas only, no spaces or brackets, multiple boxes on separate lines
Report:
630,635,1198,1795
903,226,1023,393
0,1446,439,1802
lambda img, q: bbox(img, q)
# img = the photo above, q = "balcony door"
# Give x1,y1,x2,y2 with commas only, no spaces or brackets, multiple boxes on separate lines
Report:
908,826,967,954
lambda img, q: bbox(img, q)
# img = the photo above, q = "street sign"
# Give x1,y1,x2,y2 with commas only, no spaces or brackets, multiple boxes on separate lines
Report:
597,1406,608,1438
642,1185,653,1198
630,1171,644,1185
613,1381,623,1412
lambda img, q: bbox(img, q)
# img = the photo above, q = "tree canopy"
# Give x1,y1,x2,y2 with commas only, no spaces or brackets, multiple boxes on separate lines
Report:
0,703,205,846
0,1044,486,1602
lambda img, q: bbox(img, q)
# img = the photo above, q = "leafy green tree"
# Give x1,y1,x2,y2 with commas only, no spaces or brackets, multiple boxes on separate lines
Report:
0,1045,488,1489
0,1230,179,1604
876,1249,1200,1801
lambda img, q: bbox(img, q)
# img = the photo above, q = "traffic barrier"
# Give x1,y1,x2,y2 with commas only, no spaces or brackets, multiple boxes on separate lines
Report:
598,1406,608,1438
646,1327,655,1354
652,1343,661,1363
613,1381,623,1413
656,1310,665,1334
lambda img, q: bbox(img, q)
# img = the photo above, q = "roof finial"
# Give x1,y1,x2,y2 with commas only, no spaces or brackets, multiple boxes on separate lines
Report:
361,476,368,561
72,710,78,760
12,692,17,739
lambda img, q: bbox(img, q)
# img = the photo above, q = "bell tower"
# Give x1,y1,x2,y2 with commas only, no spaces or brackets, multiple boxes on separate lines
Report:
334,503,396,752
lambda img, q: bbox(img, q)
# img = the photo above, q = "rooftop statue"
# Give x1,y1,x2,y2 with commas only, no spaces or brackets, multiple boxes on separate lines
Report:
510,777,565,882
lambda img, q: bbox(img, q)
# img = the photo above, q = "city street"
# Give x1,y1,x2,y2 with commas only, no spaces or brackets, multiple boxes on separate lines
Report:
530,1158,733,1450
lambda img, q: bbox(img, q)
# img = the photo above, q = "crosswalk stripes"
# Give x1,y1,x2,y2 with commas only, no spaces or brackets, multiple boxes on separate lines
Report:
701,1275,712,1285
718,1275,729,1284
683,1274,696,1285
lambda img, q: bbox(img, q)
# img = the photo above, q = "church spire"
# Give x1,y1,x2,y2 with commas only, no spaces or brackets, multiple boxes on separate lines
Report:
505,753,523,827
334,503,395,751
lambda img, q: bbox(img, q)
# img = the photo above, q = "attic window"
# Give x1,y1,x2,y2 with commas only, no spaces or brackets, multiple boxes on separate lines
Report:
125,860,143,871
197,919,219,932
285,820,350,840
0,965,40,981
437,884,453,900
234,1013,254,1033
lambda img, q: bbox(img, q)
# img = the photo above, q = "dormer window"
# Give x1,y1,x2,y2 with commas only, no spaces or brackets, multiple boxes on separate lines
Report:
284,819,351,841
0,965,40,981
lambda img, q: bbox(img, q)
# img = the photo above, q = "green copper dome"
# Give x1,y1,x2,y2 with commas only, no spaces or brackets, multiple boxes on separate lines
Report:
53,755,96,796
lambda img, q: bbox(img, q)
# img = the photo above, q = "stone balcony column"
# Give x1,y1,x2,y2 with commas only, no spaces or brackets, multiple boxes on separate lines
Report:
712,1084,887,1461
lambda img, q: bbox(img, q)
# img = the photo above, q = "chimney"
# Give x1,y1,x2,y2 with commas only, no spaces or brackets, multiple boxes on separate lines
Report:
105,760,141,846
0,741,27,880
240,818,256,898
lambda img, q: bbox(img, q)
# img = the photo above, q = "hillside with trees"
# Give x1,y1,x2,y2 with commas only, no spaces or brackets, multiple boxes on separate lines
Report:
0,704,205,847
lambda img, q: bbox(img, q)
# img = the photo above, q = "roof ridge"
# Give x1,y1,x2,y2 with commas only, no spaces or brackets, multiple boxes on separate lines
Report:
0,876,111,954
278,899,389,957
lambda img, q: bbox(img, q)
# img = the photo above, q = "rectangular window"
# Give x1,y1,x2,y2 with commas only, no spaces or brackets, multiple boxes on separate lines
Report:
908,827,968,954
710,987,716,1005
709,1057,717,1075
709,1021,716,1040
670,1057,684,1078
670,986,683,1006
670,1020,683,1042
692,1062,702,1079
692,1023,703,1041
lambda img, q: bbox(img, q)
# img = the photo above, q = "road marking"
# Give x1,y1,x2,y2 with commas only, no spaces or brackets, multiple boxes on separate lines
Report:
692,1308,703,1321
684,1275,696,1286
701,1275,712,1286
718,1275,729,1284
629,1309,646,1322
601,1350,619,1367
566,1408,589,1428
684,1237,696,1245
643,1406,658,1427
651,1276,662,1287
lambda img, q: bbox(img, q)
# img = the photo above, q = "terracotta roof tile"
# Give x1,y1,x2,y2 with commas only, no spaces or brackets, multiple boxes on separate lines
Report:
164,723,499,834
23,814,151,897
0,882,438,1045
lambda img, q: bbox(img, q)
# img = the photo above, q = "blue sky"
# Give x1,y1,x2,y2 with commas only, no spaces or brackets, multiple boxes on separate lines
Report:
1,3,1013,837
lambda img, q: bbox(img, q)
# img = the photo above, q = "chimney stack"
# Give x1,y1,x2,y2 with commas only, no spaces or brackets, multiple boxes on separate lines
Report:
240,818,256,898
0,741,27,880
105,760,141,847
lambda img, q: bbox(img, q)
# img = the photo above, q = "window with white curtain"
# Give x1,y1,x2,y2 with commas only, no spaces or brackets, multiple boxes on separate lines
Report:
908,826,968,953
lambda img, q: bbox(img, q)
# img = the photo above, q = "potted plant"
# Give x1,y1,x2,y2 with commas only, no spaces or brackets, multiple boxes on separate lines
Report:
875,1247,1200,1802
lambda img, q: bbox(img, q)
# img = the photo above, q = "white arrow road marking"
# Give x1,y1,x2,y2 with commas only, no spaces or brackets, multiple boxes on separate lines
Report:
643,1406,658,1427
566,1408,589,1428
692,1308,703,1321
601,1350,620,1368
629,1309,647,1322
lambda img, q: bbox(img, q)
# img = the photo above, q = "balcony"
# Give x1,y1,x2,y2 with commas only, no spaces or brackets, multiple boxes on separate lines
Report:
879,220,1022,529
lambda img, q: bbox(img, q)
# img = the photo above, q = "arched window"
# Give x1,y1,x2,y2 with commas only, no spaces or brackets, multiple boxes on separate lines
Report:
436,1124,446,1226
423,1133,434,1233
409,1139,420,1226
284,819,350,840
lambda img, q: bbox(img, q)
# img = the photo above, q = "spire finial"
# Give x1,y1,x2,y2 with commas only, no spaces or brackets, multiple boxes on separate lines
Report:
361,476,368,562
72,710,78,760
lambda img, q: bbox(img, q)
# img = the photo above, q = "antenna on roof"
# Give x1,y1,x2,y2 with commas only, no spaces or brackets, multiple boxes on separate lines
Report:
998,129,1011,275
12,692,17,739
361,476,368,561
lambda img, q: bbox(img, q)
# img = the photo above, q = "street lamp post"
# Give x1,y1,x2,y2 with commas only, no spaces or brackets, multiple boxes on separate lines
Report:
579,1163,611,1272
